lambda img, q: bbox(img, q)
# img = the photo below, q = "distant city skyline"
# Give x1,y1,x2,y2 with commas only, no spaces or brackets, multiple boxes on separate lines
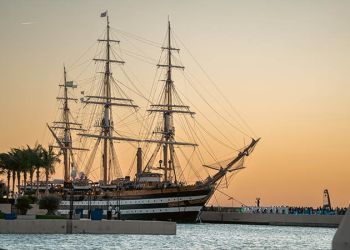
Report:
0,0,349,207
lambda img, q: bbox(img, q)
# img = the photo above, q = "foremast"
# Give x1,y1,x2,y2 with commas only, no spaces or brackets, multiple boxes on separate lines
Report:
146,20,260,186
48,66,87,182
146,20,196,183
162,20,175,182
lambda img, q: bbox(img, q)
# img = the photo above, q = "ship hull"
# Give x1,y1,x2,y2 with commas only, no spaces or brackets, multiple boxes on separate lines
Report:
57,185,213,222
121,211,200,223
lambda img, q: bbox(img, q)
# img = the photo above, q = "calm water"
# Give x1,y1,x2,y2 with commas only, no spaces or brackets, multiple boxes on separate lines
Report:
0,224,335,250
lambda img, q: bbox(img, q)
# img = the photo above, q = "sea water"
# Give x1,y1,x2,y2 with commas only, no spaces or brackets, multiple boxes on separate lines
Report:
0,223,335,249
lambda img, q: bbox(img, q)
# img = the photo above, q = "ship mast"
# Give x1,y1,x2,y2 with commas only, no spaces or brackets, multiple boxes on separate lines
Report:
78,12,141,185
145,20,260,185
102,14,112,184
48,66,87,182
146,20,197,183
163,20,173,182
62,67,70,181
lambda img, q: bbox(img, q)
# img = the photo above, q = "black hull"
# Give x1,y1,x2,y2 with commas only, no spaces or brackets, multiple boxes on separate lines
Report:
121,211,200,223
58,185,214,223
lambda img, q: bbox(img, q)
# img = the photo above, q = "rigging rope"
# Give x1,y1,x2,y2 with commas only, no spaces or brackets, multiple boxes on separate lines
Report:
172,31,257,138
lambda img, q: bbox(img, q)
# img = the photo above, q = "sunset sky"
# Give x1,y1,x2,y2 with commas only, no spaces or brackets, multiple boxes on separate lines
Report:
0,0,349,207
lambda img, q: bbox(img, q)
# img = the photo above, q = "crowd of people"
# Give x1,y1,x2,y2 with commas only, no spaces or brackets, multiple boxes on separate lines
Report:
240,206,347,215
204,205,348,215
287,206,347,215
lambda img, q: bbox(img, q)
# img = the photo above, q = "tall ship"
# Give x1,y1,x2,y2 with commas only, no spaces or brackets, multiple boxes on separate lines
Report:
48,12,260,222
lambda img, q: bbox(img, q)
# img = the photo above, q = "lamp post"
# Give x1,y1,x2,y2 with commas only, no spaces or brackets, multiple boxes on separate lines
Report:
68,166,77,220
69,186,73,220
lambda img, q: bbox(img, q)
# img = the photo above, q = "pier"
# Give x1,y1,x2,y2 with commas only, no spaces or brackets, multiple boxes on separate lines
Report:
0,219,176,235
200,211,343,228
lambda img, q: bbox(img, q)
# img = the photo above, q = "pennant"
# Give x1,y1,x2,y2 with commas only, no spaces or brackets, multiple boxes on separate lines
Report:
65,81,74,87
65,81,77,88
100,11,107,17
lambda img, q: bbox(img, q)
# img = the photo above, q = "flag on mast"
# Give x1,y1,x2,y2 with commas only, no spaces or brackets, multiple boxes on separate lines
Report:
100,11,107,17
65,81,74,87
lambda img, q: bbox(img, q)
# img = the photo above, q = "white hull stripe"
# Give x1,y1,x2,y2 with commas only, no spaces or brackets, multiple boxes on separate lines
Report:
60,195,207,206
121,206,202,215
57,206,202,215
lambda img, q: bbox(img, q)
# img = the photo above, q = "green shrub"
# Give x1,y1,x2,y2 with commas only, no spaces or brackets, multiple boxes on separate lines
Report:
15,196,33,215
27,195,38,204
0,211,4,219
39,195,61,215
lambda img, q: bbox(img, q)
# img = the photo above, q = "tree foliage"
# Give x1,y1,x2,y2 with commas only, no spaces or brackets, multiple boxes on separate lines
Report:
39,195,61,215
0,145,60,196
15,196,33,215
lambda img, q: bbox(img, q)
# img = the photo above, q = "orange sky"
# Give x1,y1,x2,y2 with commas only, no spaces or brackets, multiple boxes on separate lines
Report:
0,0,349,207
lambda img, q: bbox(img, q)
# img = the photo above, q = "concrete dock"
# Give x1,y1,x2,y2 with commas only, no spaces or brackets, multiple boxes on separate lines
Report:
0,219,176,235
200,211,343,228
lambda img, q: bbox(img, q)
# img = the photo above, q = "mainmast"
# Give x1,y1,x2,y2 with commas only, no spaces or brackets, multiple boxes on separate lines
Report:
102,14,112,184
163,20,173,182
79,11,140,185
48,66,87,182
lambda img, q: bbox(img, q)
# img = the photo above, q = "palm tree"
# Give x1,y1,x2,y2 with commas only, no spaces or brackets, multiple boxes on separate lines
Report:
10,148,25,195
1,151,19,197
26,145,42,192
0,153,12,197
23,150,31,192
40,146,60,195
7,151,18,195
29,166,35,190
35,145,44,196
35,165,41,196
11,167,16,195
20,148,31,192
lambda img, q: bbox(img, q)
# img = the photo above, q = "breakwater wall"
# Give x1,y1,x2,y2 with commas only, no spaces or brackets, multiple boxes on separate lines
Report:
0,219,176,235
200,211,343,228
